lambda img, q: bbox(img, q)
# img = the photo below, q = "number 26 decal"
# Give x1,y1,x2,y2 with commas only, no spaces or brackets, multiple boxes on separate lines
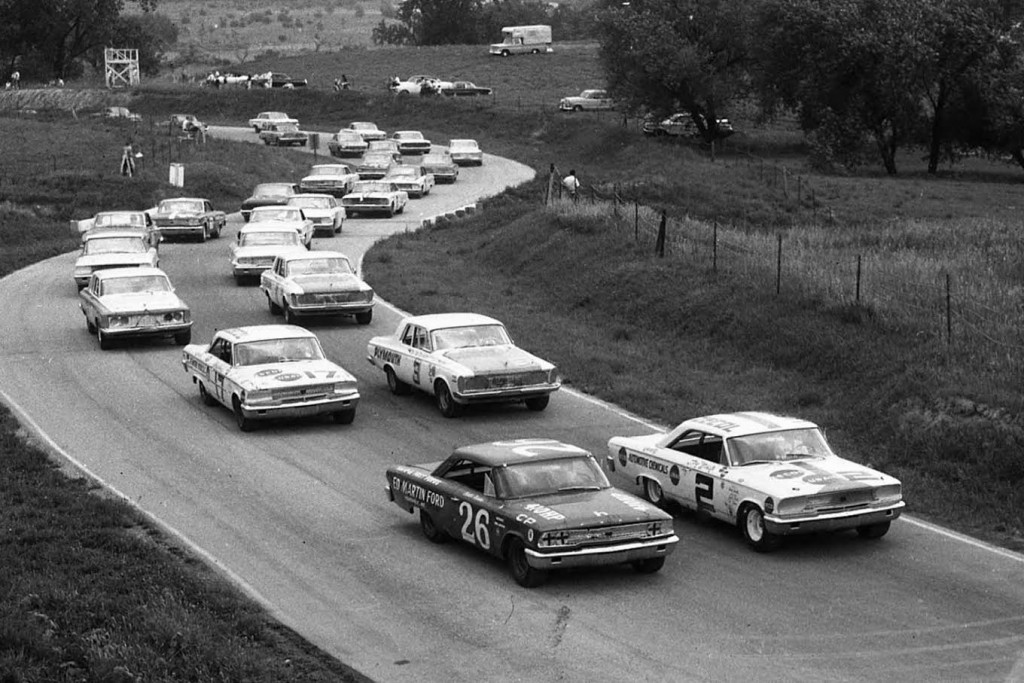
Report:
695,473,714,513
459,501,491,550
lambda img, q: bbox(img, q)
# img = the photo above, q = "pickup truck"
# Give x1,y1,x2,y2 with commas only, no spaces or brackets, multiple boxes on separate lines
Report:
558,89,614,112
150,197,226,242
259,123,308,147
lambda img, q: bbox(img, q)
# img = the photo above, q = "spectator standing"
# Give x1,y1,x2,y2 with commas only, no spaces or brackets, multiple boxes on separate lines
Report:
562,169,580,201
10,71,20,90
341,74,350,90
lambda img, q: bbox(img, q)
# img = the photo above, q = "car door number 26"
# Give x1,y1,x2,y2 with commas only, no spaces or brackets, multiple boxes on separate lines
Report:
459,501,491,550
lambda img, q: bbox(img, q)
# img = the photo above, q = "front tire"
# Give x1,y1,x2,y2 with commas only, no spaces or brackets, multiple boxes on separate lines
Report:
435,382,462,418
856,521,891,539
332,409,356,425
232,396,254,432
97,327,112,350
355,310,373,325
283,303,298,325
632,557,665,574
267,295,282,315
740,505,780,552
174,330,192,346
525,395,549,412
506,537,547,588
420,510,447,543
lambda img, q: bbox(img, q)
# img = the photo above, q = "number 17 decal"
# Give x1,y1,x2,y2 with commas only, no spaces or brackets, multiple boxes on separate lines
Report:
695,473,714,513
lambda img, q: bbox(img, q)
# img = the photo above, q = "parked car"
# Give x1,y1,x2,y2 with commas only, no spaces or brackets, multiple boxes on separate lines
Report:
448,139,483,166
367,312,560,417
259,251,374,325
286,194,345,236
355,152,401,180
341,181,408,218
150,197,226,242
346,121,387,142
328,129,369,158
94,106,142,121
181,324,359,431
441,81,492,96
298,163,359,197
247,206,315,248
605,412,905,552
248,111,298,132
559,89,614,112
390,130,432,155
251,72,308,88
259,122,307,147
390,75,452,96
420,152,459,184
79,267,192,349
240,182,298,222
168,114,206,135
73,230,159,289
642,112,736,139
383,165,435,198
385,439,678,587
230,224,308,284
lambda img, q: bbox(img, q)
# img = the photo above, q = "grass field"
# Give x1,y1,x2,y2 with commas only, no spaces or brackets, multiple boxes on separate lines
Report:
2,39,1024,680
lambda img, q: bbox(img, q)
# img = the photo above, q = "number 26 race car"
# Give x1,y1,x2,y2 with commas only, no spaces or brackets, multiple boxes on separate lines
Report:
385,439,678,587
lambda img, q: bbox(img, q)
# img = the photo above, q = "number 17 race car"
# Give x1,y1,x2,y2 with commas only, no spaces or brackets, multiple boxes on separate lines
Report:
386,439,678,587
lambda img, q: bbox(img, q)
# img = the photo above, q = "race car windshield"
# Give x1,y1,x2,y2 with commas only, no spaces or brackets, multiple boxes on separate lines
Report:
729,428,834,466
158,200,203,213
387,168,417,178
101,275,171,295
353,182,393,193
253,185,293,197
497,457,609,499
432,324,511,350
252,209,302,222
238,232,301,246
85,237,148,254
288,257,352,276
290,197,332,209
94,213,146,228
309,166,348,176
234,338,325,366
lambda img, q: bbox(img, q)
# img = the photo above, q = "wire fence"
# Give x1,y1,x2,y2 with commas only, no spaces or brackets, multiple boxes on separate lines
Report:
543,166,1024,374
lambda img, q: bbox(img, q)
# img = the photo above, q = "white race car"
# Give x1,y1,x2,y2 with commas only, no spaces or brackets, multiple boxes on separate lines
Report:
249,111,298,132
259,251,373,324
286,194,345,236
341,181,408,218
605,412,905,551
366,312,560,417
230,224,308,284
448,139,483,166
181,324,360,431
383,165,434,198
73,230,159,289
247,205,315,248
79,267,192,349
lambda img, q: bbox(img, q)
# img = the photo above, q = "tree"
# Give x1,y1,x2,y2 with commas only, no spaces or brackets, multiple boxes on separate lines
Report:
101,12,178,76
595,0,751,142
395,0,482,45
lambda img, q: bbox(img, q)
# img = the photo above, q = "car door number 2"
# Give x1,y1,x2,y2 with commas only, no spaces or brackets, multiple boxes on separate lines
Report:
459,501,491,550
695,473,714,513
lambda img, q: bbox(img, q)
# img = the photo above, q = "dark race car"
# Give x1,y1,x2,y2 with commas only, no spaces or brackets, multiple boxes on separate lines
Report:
386,439,678,587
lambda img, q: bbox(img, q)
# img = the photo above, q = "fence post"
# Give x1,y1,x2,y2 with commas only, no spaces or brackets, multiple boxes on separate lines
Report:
546,163,555,205
655,210,666,257
776,234,783,295
613,183,619,219
713,220,718,273
634,199,639,242
855,255,862,304
946,273,952,347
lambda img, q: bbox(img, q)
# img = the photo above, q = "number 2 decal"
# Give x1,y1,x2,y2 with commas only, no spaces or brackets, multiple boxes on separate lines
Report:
459,501,491,550
695,473,714,513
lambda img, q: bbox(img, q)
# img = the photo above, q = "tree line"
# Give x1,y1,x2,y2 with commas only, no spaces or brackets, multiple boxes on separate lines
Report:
597,0,1024,175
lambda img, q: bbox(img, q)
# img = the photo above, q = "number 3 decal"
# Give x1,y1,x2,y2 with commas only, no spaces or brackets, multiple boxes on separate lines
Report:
459,501,491,550
695,473,714,513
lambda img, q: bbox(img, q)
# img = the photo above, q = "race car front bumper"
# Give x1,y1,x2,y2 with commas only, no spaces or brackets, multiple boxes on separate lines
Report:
764,503,904,536
525,534,678,570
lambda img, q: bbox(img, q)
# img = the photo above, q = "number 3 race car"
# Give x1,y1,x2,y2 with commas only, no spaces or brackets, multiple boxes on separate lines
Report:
181,324,360,431
386,439,678,587
605,412,904,552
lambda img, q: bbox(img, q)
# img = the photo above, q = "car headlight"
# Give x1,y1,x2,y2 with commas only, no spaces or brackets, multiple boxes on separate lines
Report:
362,290,374,303
874,484,902,504
162,310,187,323
245,389,273,404
108,315,130,327
538,530,573,548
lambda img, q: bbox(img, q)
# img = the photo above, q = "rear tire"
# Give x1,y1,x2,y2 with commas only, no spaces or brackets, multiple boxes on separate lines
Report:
740,505,780,552
420,510,447,543
856,521,891,539
507,537,547,587
198,382,218,407
643,478,664,506
386,367,411,395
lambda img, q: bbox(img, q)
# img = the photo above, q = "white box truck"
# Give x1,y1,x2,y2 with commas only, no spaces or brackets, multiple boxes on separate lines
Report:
489,25,552,56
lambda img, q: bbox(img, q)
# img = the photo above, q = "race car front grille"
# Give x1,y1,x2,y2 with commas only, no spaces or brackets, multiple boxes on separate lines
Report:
463,371,550,391
271,383,336,403
295,292,366,305
781,489,878,515
539,521,669,548
237,257,276,267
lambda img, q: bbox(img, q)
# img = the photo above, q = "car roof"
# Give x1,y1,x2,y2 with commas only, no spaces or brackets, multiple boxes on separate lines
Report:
402,312,503,330
84,229,148,240
675,412,820,439
159,197,206,203
452,440,591,467
215,324,316,344
449,139,478,146
394,130,423,136
259,111,288,117
93,266,167,280
289,193,335,201
350,121,378,128
279,250,348,262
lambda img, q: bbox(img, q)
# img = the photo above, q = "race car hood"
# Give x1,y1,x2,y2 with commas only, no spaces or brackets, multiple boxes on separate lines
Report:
231,359,356,390
728,456,900,498
441,345,549,374
76,253,152,269
287,273,367,293
99,291,187,313
296,208,334,219
343,191,392,201
503,488,669,530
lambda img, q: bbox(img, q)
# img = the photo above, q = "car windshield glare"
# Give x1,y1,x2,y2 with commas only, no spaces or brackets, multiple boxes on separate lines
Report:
432,324,511,350
288,257,352,276
290,198,331,209
234,338,325,366
729,428,834,466
85,237,147,254
254,185,292,197
95,213,145,228
239,232,300,246
253,209,301,221
101,275,171,295
311,166,348,176
497,457,609,498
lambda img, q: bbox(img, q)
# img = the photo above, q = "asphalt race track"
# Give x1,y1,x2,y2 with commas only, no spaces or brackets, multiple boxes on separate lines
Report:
1,128,1023,682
